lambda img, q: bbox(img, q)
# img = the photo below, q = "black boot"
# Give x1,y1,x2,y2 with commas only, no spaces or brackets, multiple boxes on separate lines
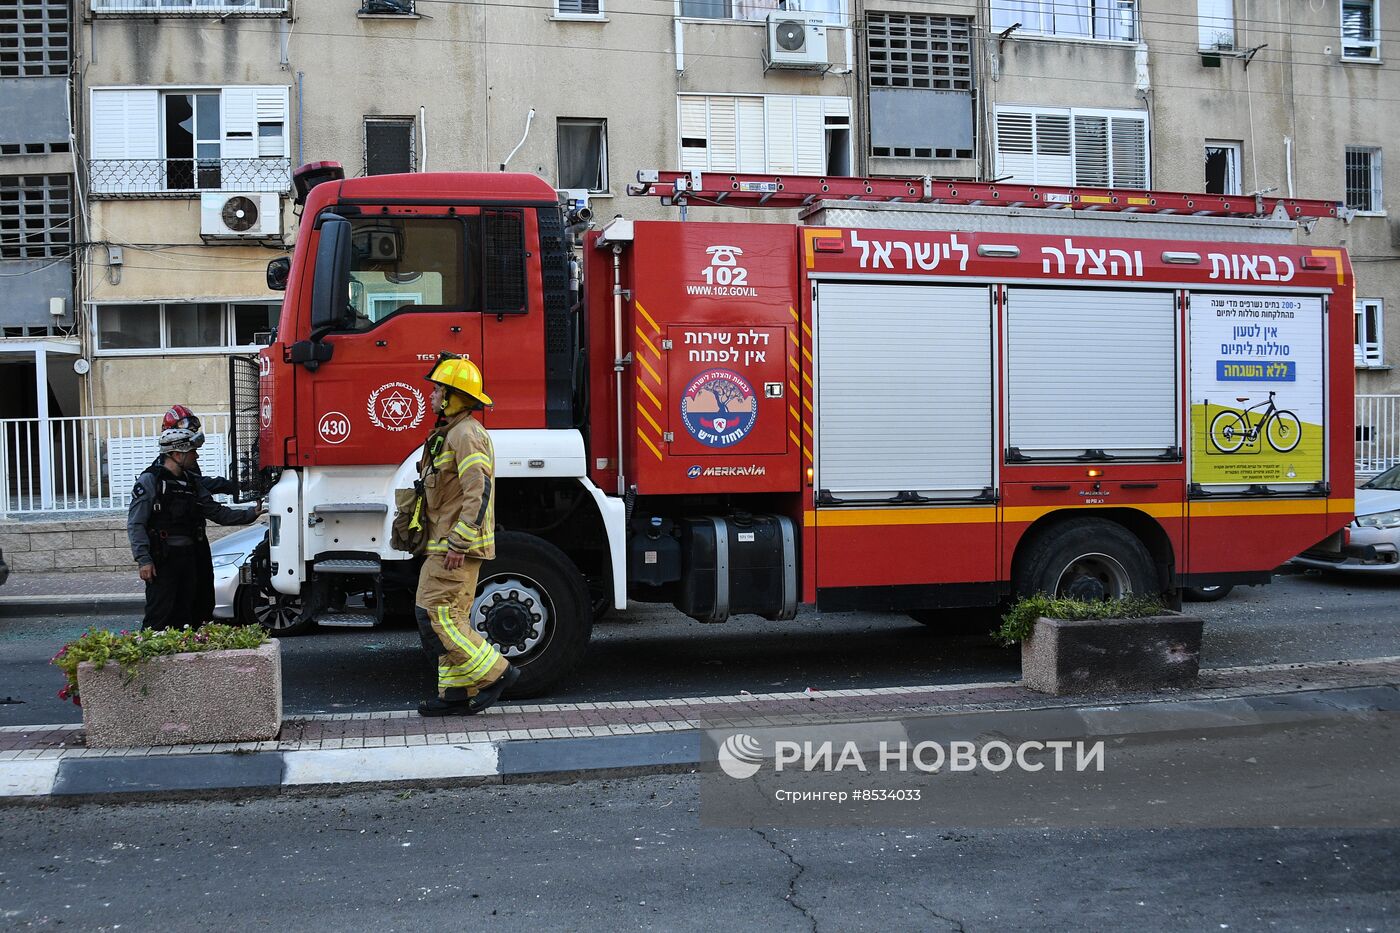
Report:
465,665,520,715
417,696,473,718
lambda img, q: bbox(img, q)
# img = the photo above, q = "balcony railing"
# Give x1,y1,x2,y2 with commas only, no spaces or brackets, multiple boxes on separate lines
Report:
88,158,291,198
92,0,288,14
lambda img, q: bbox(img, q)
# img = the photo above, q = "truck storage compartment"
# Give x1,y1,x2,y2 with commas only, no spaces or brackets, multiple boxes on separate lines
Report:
675,514,798,623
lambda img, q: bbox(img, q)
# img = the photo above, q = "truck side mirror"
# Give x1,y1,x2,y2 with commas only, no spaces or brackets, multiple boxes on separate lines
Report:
266,256,291,291
310,213,352,334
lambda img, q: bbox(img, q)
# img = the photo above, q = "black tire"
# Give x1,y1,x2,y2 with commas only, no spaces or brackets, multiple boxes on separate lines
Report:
1013,518,1156,601
473,531,592,699
1183,584,1234,602
235,583,314,636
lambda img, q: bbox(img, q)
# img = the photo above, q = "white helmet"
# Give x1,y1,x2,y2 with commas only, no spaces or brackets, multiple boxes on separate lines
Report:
158,426,205,454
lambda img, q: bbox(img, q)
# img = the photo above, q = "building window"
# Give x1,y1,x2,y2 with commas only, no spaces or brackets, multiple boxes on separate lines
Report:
1342,0,1378,60
364,118,416,175
1204,140,1241,194
995,106,1148,188
557,119,608,193
0,0,69,78
680,0,843,26
555,0,601,16
94,301,280,353
358,0,416,14
89,86,291,196
1345,146,1383,214
867,13,973,160
1197,0,1234,49
991,0,1136,42
679,94,851,175
1356,298,1384,366
0,174,72,260
92,1,290,14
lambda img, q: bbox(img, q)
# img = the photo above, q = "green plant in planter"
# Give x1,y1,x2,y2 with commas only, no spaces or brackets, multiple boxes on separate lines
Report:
994,594,1167,647
52,623,268,705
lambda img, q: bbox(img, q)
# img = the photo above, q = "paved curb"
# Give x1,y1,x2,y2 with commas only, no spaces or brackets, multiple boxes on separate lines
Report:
0,595,144,617
3,665,1397,803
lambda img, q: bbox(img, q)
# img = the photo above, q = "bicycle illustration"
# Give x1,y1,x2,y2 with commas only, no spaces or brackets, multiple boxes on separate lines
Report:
1207,391,1302,454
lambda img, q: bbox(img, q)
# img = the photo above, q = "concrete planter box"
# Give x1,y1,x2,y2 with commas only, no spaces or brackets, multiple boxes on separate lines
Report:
77,640,282,748
1021,613,1203,696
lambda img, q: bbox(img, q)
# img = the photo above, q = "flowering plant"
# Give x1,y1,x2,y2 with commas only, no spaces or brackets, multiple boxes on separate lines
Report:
52,623,268,705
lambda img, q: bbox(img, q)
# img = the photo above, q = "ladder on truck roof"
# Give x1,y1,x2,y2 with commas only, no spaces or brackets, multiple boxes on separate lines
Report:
628,170,1347,221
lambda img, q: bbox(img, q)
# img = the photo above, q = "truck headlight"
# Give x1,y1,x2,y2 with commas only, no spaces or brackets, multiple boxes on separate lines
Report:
1356,509,1400,529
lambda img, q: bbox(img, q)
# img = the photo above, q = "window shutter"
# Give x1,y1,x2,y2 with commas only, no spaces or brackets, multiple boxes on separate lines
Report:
1073,114,1110,186
1110,114,1148,187
90,88,159,160
1033,113,1072,184
255,86,289,157
794,97,825,174
736,97,766,172
707,97,738,171
765,96,797,173
678,96,709,171
1197,0,1234,48
221,87,257,159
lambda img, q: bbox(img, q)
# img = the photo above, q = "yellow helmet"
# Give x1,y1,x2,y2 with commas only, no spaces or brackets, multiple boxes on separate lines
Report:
426,354,492,406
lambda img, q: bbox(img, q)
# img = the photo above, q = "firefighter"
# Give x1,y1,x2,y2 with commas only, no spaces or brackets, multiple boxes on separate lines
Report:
127,425,260,631
414,353,518,717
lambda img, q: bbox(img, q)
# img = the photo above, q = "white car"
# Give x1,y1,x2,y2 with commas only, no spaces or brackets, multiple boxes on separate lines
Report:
211,524,307,633
1290,464,1400,574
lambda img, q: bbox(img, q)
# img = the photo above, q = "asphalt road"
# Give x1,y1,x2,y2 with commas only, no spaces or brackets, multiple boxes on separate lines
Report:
2,730,1397,933
4,570,1399,727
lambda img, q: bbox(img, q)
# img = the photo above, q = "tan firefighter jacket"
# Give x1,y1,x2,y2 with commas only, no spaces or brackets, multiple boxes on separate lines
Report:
420,411,496,560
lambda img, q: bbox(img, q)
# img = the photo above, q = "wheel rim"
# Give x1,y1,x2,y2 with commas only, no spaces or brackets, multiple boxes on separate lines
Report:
251,591,302,632
473,573,553,660
1053,552,1132,601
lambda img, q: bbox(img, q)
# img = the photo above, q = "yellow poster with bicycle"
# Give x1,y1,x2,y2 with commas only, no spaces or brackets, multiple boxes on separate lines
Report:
1190,293,1325,485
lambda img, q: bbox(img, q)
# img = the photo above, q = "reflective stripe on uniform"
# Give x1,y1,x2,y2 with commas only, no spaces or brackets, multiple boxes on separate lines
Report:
457,452,491,476
433,450,456,469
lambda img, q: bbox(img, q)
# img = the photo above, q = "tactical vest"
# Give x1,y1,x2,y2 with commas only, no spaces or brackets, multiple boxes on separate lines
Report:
142,465,205,541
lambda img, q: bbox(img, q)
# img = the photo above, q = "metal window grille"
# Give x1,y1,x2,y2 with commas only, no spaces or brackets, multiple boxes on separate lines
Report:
1345,146,1381,212
364,118,416,175
0,0,69,78
92,0,289,13
0,173,72,260
556,0,600,14
867,13,971,91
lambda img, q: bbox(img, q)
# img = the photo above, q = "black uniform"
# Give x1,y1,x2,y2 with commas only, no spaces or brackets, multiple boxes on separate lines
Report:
127,461,256,630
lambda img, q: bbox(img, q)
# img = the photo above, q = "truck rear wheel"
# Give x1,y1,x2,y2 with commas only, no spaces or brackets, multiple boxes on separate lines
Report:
1013,518,1156,601
472,531,592,699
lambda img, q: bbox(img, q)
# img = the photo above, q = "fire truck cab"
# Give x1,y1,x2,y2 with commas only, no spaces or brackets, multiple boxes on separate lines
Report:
232,164,1354,697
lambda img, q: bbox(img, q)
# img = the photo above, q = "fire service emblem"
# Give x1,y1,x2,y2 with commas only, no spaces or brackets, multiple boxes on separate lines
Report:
680,369,757,448
367,382,426,433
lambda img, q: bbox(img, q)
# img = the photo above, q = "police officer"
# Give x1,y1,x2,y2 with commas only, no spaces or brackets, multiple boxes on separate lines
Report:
415,353,518,717
156,404,239,621
128,425,260,630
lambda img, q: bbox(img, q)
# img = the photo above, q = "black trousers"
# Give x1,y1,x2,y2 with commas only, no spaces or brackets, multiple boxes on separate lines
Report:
142,544,201,631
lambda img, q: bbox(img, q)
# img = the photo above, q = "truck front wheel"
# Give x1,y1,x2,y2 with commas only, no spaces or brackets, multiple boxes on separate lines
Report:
1013,518,1156,601
472,531,592,699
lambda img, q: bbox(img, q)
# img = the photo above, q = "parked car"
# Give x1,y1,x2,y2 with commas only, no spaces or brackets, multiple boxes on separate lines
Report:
1183,584,1233,602
1291,462,1400,574
211,524,308,635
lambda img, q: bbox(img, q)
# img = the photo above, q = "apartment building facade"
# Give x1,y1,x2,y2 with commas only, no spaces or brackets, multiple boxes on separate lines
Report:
6,0,1397,422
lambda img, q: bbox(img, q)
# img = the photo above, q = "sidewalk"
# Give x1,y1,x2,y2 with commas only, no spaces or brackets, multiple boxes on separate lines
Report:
3,656,1397,802
0,571,143,615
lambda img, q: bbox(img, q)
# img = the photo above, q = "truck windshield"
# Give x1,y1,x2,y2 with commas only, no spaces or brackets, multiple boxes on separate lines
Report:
343,217,473,330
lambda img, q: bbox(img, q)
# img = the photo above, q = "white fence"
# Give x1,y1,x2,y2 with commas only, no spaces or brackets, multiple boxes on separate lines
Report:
0,413,230,515
1356,395,1400,477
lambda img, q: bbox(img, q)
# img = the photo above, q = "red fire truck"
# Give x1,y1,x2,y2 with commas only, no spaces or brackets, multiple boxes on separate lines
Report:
232,164,1355,696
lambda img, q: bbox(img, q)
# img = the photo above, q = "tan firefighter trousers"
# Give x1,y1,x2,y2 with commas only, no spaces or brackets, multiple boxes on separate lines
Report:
415,554,509,699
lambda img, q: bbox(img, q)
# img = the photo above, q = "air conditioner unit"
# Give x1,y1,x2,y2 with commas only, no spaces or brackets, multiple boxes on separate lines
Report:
766,12,828,70
200,192,281,239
